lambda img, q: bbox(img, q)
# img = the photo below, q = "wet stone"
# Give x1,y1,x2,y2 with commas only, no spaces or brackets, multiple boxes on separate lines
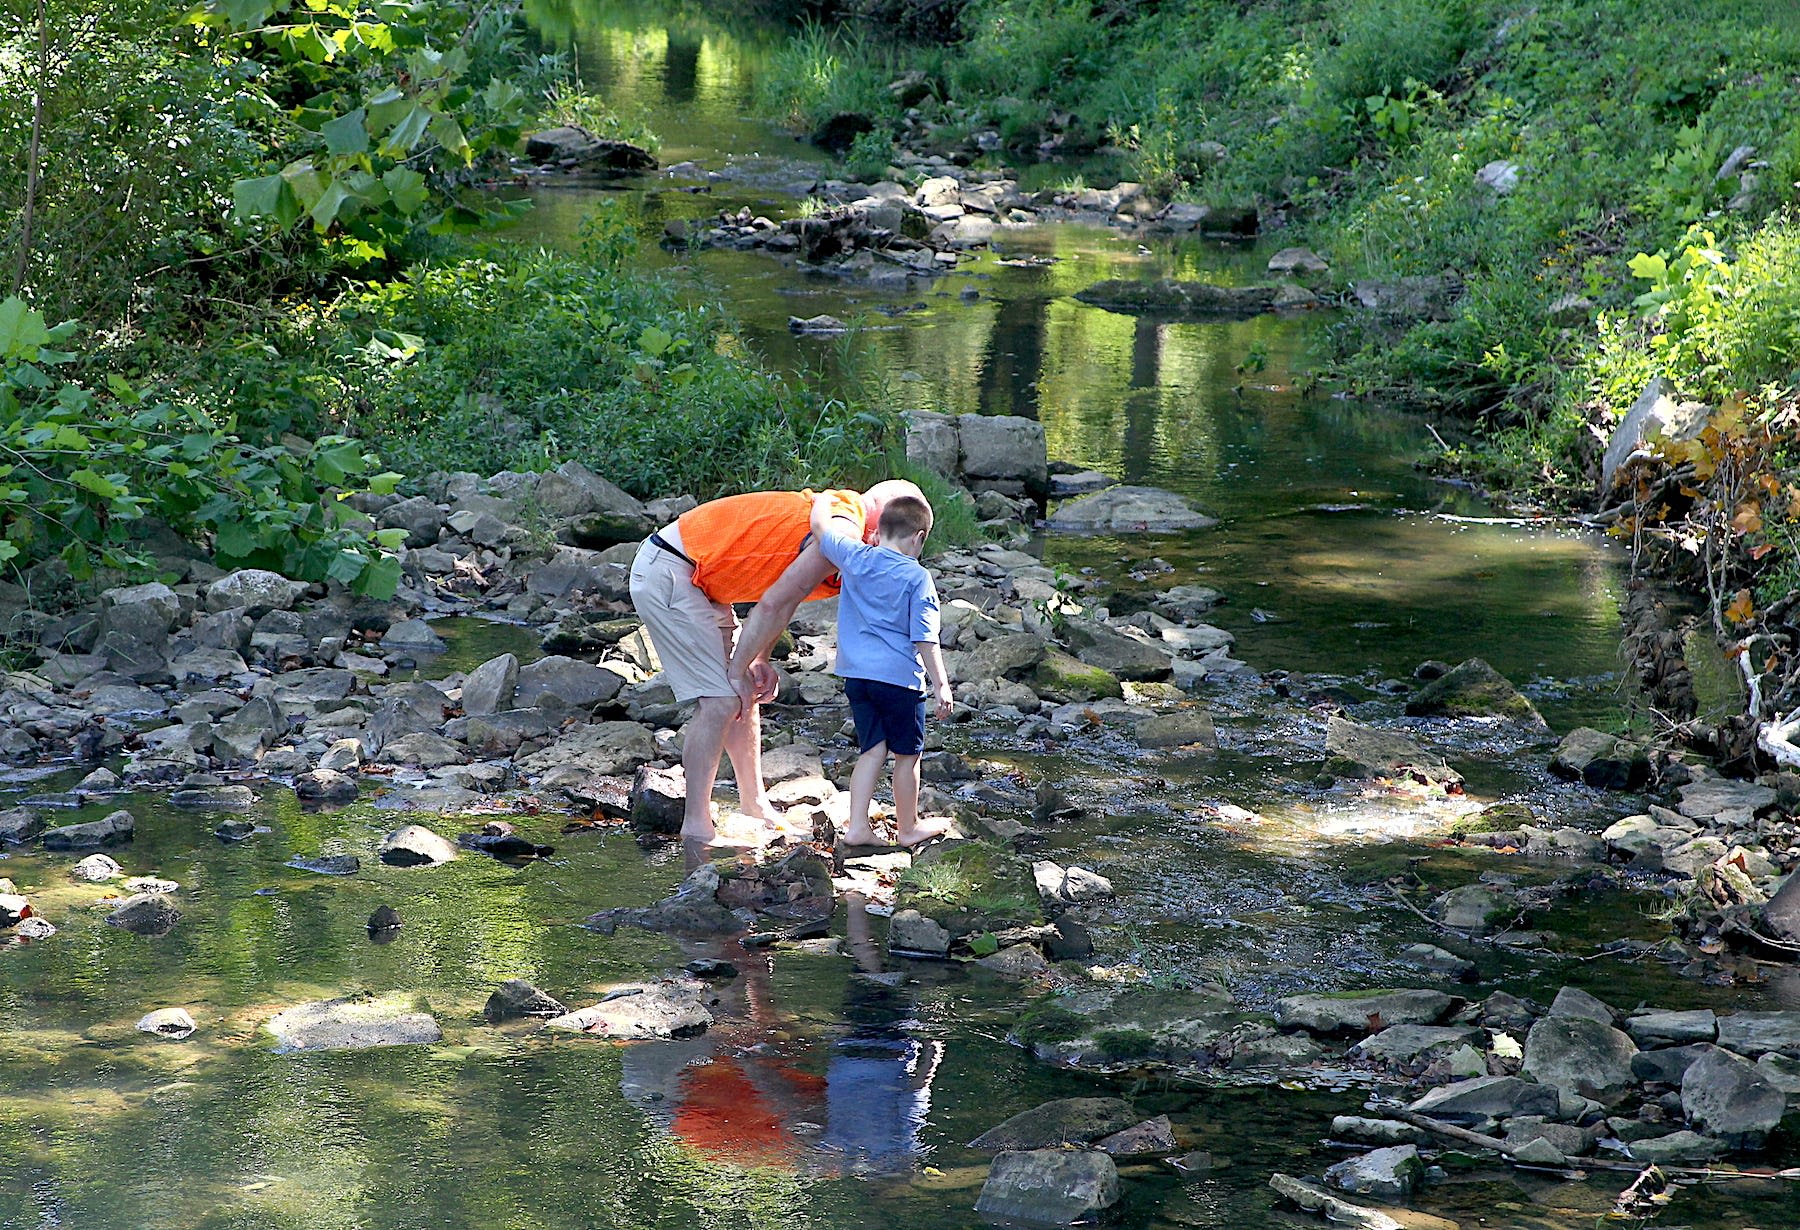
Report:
887,908,951,958
1681,1046,1785,1146
1094,1114,1178,1159
136,1008,197,1039
1404,657,1546,728
214,819,256,843
295,769,358,803
484,979,568,1023
1629,1130,1729,1164
1273,989,1458,1036
0,807,43,844
974,1150,1119,1225
168,783,257,810
1715,1010,1800,1057
1632,1043,1712,1085
42,809,135,850
546,980,713,1039
1323,1144,1422,1199
1626,1009,1717,1048
287,854,360,876
377,825,458,868
1408,1075,1561,1125
106,893,181,937
267,995,442,1052
1330,1117,1427,1146
969,1098,1139,1151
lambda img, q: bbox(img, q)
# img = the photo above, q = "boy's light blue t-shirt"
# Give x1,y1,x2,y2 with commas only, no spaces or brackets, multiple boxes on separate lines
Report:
815,522,940,691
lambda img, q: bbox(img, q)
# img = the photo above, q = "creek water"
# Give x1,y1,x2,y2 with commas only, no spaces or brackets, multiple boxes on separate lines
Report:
3,6,1798,1230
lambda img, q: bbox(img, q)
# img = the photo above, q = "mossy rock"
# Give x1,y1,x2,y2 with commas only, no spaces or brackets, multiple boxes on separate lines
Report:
1073,278,1279,318
895,840,1042,937
1031,648,1123,703
1404,658,1545,728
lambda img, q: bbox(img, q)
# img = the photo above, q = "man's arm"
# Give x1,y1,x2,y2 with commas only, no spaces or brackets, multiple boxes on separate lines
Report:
726,543,838,707
918,641,953,719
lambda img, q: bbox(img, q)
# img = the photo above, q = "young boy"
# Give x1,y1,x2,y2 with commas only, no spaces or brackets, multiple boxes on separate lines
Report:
809,490,953,848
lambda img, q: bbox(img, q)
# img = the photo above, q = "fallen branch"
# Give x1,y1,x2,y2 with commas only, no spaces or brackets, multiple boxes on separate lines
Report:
1755,706,1800,770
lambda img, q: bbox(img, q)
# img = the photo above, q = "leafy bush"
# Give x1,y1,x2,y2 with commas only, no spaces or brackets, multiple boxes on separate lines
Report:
234,208,896,499
0,298,400,593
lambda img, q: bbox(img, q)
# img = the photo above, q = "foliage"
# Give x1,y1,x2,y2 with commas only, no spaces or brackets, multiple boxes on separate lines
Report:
220,207,895,499
195,0,554,263
538,81,660,150
0,297,401,593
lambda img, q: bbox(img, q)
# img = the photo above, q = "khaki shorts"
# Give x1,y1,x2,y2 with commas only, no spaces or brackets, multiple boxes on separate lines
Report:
629,538,738,702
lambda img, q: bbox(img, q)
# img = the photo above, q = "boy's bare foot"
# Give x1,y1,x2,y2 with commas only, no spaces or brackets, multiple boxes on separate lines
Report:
679,822,717,844
896,818,952,848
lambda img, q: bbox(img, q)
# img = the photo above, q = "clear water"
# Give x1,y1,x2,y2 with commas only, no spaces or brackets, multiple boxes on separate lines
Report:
3,6,1795,1229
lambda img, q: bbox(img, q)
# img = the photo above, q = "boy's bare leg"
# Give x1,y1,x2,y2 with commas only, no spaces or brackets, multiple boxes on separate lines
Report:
844,741,888,846
720,700,774,821
892,753,948,846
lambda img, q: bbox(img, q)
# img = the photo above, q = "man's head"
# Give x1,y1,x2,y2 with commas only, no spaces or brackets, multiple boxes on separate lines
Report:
877,494,933,558
860,479,925,540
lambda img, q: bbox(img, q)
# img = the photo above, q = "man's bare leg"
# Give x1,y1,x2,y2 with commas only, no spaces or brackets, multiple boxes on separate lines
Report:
721,700,775,821
843,741,887,846
679,695,738,841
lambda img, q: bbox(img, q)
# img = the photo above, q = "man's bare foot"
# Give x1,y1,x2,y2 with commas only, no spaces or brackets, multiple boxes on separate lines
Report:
680,823,717,844
896,818,952,848
737,798,778,822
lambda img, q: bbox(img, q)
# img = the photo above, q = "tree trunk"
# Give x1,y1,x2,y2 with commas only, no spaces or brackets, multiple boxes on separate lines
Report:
10,0,49,297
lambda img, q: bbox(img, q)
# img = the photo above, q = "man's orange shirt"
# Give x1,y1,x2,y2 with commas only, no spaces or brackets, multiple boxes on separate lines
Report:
677,488,865,604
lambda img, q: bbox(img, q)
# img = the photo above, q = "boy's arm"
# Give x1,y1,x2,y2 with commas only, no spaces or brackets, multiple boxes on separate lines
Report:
917,641,953,719
809,490,861,564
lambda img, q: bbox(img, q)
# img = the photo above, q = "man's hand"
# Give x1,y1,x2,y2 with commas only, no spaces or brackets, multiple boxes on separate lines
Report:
747,659,780,704
726,667,758,718
932,682,954,720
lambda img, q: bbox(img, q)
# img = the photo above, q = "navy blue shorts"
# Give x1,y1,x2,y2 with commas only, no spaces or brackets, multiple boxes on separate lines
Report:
844,677,926,757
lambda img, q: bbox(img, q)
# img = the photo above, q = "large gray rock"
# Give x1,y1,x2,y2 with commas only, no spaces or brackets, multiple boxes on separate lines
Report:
961,631,1048,681
295,769,358,803
1681,1045,1786,1146
1626,1009,1717,1048
1405,658,1546,728
887,908,951,957
376,495,445,547
460,653,518,716
267,995,443,1052
1133,711,1218,749
585,862,741,936
1349,274,1463,320
41,809,134,850
136,1007,197,1039
1074,278,1279,318
1764,872,1800,945
1274,989,1457,1036
513,655,623,710
975,1150,1119,1224
1431,884,1508,933
1031,861,1114,906
206,569,305,616
1048,485,1217,533
904,410,960,477
1547,985,1616,1024
515,722,655,777
1348,1025,1477,1066
375,732,468,769
483,979,567,1023
957,414,1047,495
377,824,458,867
628,764,685,834
1323,1145,1422,1199
1407,1075,1561,1124
0,807,44,844
547,980,713,1039
1060,621,1172,681
1549,727,1650,790
1715,1011,1800,1057
969,1098,1139,1151
1600,377,1712,494
380,619,446,653
1521,1015,1638,1104
1632,1042,1713,1085
532,460,646,521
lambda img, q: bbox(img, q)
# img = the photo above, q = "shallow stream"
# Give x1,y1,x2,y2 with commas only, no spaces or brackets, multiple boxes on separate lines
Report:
2,5,1797,1229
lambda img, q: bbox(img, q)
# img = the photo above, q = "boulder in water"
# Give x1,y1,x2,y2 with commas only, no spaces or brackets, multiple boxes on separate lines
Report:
969,1098,1139,1150
546,979,714,1039
106,893,181,937
1074,278,1279,318
484,979,568,1023
1404,657,1546,729
1048,485,1217,534
974,1149,1119,1224
266,995,442,1052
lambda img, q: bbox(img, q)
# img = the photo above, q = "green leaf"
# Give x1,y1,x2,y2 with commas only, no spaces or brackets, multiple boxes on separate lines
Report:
281,160,327,209
213,520,257,560
357,554,402,599
429,114,469,162
381,166,428,215
0,297,52,361
1628,252,1668,283
310,178,354,229
968,932,1000,958
637,325,674,357
231,174,286,223
381,103,432,156
321,107,369,156
312,438,366,486
367,471,405,495
68,469,123,499
209,0,275,30
326,549,368,584
373,527,408,549
366,86,409,132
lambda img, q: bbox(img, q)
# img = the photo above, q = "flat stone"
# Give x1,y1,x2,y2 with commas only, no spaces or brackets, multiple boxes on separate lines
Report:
168,784,257,810
1547,985,1615,1024
267,995,442,1052
1133,711,1218,748
295,769,358,803
42,809,134,850
969,1098,1139,1151
1329,1117,1427,1146
975,1149,1118,1225
1631,1042,1712,1085
376,732,468,769
1275,989,1457,1036
1629,1130,1729,1163
1408,1075,1561,1125
1349,1025,1477,1066
1324,717,1461,789
1677,778,1776,823
546,980,713,1039
1269,1173,1405,1230
1048,485,1217,533
515,722,655,778
1626,1009,1717,1048
1549,727,1649,790
1094,1115,1178,1159
1715,1011,1800,1058
1432,883,1508,933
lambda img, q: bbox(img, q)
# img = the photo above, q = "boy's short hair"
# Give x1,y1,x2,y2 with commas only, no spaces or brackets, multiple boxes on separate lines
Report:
878,494,933,539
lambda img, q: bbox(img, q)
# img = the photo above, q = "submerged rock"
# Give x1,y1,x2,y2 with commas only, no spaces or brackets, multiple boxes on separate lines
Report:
587,862,741,936
1074,278,1280,318
106,893,181,937
1048,485,1218,534
1274,989,1458,1036
887,908,952,957
1094,1114,1178,1159
266,995,442,1052
970,1098,1140,1151
41,809,135,850
1323,717,1462,790
975,1149,1119,1225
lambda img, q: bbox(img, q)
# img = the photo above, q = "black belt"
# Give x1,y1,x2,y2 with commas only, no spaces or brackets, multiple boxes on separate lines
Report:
649,531,695,566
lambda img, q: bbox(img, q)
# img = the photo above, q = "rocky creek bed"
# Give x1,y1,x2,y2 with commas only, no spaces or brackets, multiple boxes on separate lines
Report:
1,448,1798,1228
